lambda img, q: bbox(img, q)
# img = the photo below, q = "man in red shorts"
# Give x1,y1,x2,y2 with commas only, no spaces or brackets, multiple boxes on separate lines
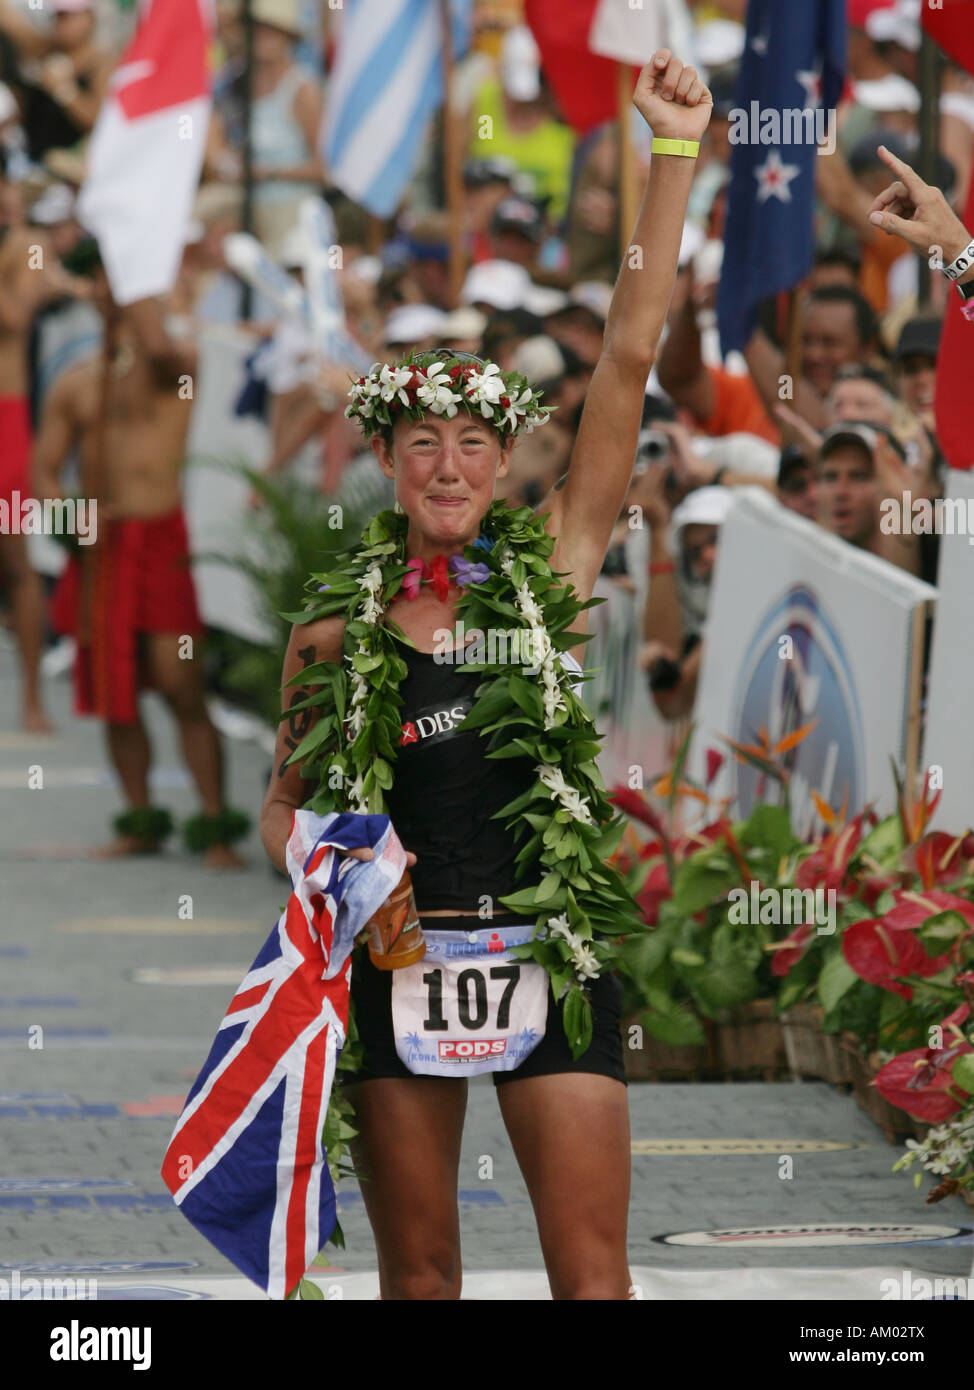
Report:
32,252,247,867
0,182,88,732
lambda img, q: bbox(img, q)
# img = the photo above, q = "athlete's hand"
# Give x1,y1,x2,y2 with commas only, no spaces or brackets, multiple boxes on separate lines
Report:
340,846,417,867
633,50,713,143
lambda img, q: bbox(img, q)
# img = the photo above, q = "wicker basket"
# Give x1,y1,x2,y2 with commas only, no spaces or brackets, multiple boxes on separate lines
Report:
778,1003,850,1084
714,999,788,1080
840,1036,917,1143
621,1013,713,1080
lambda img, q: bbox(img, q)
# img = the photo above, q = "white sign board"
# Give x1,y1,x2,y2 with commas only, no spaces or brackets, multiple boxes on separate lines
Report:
921,467,974,831
183,326,281,647
690,488,935,838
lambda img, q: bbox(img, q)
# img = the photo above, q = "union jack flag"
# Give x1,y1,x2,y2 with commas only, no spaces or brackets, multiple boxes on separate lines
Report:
161,810,408,1298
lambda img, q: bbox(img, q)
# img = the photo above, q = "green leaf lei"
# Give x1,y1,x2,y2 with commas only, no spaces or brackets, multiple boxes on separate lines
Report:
284,500,646,1061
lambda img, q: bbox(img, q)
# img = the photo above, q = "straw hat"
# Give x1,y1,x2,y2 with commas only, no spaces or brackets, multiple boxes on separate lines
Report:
251,0,303,39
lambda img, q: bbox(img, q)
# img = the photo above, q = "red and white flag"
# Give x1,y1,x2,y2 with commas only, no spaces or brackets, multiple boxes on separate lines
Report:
77,0,213,306
524,0,695,135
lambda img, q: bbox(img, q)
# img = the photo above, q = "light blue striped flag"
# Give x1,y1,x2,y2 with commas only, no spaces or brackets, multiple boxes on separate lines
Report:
322,0,473,217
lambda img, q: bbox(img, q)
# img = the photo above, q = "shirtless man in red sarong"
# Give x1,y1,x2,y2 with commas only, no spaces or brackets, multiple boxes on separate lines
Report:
0,195,87,732
32,255,248,867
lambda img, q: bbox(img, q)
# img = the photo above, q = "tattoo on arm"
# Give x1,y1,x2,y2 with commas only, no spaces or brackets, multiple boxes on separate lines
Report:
277,644,316,779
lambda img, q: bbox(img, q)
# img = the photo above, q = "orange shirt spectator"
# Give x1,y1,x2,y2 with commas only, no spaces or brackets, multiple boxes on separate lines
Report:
699,365,781,445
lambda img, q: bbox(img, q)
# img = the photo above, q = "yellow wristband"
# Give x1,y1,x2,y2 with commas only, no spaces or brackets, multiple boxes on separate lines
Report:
651,137,700,159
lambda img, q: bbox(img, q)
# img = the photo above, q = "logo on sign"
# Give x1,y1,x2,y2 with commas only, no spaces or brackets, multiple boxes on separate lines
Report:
438,1039,507,1060
729,586,864,836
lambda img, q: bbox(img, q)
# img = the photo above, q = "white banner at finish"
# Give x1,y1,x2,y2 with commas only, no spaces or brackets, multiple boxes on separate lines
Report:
689,488,936,838
921,468,974,832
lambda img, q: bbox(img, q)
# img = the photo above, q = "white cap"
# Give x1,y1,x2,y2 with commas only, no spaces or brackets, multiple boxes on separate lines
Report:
438,306,487,341
852,75,920,113
512,335,566,384
384,303,448,346
500,24,541,103
346,254,383,285
29,182,75,226
562,281,613,322
461,259,531,311
669,485,735,551
867,0,921,52
694,19,746,69
524,284,569,316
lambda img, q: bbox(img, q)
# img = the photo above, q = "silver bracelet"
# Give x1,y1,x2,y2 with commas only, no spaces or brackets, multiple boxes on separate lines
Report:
942,238,974,282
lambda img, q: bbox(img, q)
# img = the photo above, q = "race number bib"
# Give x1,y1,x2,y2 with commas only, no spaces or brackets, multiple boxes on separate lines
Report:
392,924,549,1077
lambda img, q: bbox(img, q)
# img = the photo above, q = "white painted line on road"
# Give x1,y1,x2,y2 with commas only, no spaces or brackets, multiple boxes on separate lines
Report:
129,967,250,986
61,918,260,935
631,1139,869,1155
0,769,104,788
0,1036,213,1050
0,766,190,788
0,732,57,749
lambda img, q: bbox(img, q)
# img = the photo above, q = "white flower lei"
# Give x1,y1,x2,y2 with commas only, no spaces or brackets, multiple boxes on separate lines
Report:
343,536,600,984
342,543,597,995
346,355,552,439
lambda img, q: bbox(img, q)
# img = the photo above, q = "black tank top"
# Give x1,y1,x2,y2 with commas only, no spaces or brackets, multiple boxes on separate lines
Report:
383,636,536,911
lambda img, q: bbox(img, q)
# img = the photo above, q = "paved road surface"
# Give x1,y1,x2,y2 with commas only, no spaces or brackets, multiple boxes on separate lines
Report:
0,637,971,1299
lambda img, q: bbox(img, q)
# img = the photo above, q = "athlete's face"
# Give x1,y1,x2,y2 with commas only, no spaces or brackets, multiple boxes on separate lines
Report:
372,413,513,552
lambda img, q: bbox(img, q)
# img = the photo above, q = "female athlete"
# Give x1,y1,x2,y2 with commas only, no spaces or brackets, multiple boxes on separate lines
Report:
260,50,712,1301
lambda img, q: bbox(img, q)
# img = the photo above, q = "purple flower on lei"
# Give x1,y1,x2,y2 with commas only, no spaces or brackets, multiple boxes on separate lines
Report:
449,555,490,587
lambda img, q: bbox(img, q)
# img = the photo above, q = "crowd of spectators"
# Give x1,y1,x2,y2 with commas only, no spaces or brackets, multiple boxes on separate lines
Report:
1,0,972,733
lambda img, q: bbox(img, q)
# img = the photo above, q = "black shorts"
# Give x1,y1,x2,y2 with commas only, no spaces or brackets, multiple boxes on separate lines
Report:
338,912,627,1088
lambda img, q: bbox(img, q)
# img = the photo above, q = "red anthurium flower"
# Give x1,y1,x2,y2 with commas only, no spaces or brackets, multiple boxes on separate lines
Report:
796,816,864,898
609,786,668,838
939,1002,971,1035
875,1047,971,1122
677,820,726,856
858,873,899,911
637,861,671,926
705,748,725,787
876,1007,973,1120
901,832,973,889
771,922,813,977
883,889,974,932
842,918,951,998
637,838,664,862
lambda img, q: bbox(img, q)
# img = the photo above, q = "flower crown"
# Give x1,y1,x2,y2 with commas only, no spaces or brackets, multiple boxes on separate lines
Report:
345,351,553,440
